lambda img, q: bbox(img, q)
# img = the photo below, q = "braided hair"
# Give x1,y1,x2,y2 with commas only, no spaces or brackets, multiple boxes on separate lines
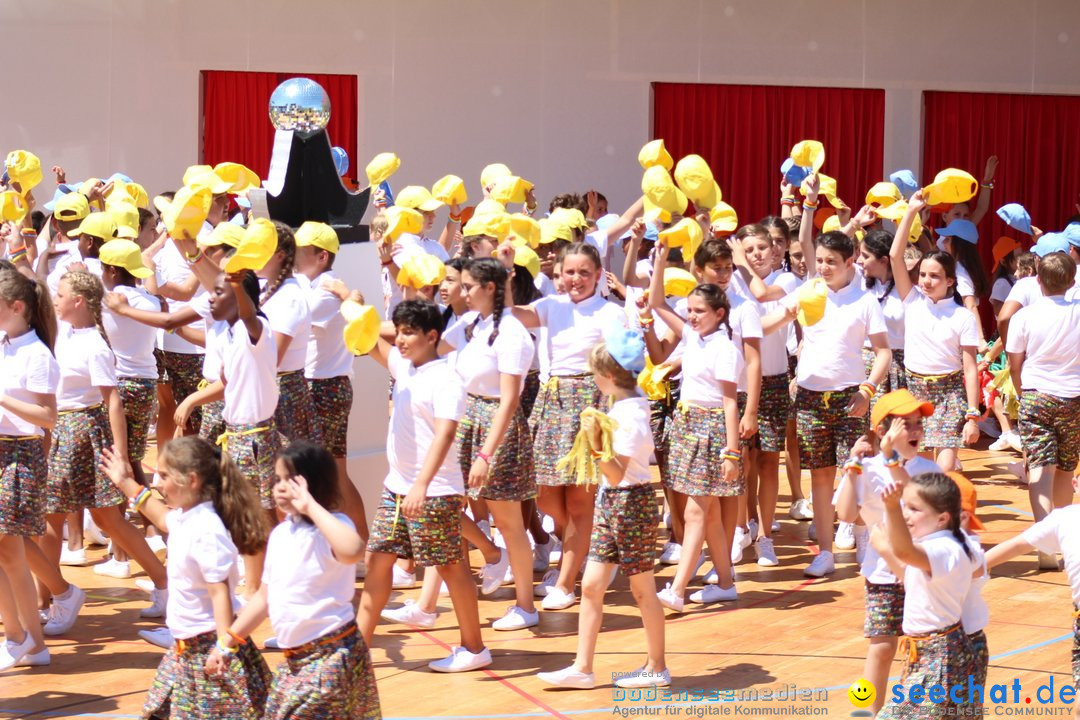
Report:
688,283,733,340
259,221,296,305
62,270,110,348
462,258,508,347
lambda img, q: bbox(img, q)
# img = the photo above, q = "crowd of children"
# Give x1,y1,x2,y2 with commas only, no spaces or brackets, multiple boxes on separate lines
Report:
0,141,1078,719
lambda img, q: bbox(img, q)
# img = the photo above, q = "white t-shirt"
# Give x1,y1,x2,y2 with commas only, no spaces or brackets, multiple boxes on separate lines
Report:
103,285,159,380
902,290,979,375
534,272,556,297
901,530,977,635
208,317,279,426
164,502,241,639
605,395,654,488
55,324,116,411
955,262,975,301
46,247,103,297
443,310,535,397
263,513,357,649
861,277,905,351
785,279,887,391
1003,276,1040,309
261,277,311,373
155,239,204,355
1022,505,1080,605
990,276,1014,304
532,293,624,380
382,236,448,315
1005,296,1080,397
675,326,743,407
385,349,466,497
0,330,59,437
960,532,988,635
728,292,763,392
302,272,353,380
398,233,450,262
761,271,801,376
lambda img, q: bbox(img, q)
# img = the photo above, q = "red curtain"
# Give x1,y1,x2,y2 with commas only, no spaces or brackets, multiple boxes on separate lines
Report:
652,83,885,224
202,70,358,183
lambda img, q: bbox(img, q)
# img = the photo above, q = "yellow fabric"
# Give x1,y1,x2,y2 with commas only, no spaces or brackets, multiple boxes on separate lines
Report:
641,166,688,215
365,153,400,187
637,360,672,402
990,366,1019,419
223,218,278,274
924,168,978,206
432,174,467,206
215,425,269,452
5,150,42,193
796,278,828,327
638,140,674,171
673,154,717,205
790,140,825,171
59,403,103,416
555,407,618,486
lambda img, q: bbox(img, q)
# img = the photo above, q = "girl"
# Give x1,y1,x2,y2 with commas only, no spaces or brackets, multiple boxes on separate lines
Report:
893,194,981,472
510,242,625,610
44,270,169,626
443,257,538,630
0,268,56,670
207,441,379,719
537,336,668,690
647,245,742,610
936,218,990,351
439,257,468,329
857,230,906,396
875,472,978,719
102,436,270,720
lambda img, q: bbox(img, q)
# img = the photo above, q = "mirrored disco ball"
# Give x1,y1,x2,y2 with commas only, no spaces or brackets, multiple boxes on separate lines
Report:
268,78,331,133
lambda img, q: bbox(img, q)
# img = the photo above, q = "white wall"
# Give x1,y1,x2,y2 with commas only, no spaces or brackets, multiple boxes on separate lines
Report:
4,0,1080,214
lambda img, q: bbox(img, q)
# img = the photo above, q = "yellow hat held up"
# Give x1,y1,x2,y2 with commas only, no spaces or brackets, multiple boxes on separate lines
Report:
641,166,688,215
673,154,717,205
5,150,42,194
198,221,245,250
341,299,381,356
462,210,511,240
643,197,671,225
223,218,278,274
365,153,400,187
637,359,673,402
213,162,261,194
432,175,467,206
796,277,828,327
638,140,674,171
396,185,444,213
923,168,978,206
109,202,140,239
658,217,703,259
817,173,844,209
383,206,424,243
480,163,512,190
163,186,213,240
709,201,738,234
99,239,152,278
865,181,902,209
490,175,534,205
185,166,232,195
790,140,825,172
397,253,446,289
549,207,588,232
511,244,541,278
662,267,697,298
539,217,573,244
508,214,541,249
0,191,28,223
295,221,339,254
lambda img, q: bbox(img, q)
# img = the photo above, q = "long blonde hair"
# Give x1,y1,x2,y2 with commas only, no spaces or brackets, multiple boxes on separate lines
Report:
61,270,109,348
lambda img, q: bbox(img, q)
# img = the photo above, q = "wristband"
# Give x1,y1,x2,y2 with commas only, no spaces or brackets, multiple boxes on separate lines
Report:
638,316,654,328
964,408,981,421
185,248,204,265
215,637,236,657
780,197,796,206
476,451,491,464
981,182,994,190
227,630,247,646
380,260,394,267
884,451,902,468
802,201,819,211
448,213,462,223
19,228,36,237
858,382,877,399
721,447,742,462
843,458,863,473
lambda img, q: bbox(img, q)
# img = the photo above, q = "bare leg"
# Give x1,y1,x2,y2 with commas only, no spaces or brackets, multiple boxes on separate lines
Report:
25,533,69,602
439,560,485,653
785,417,804,501
536,486,567,541
89,505,166,587
357,551,396,644
415,566,441,614
488,500,536,613
670,495,713,597
810,467,837,553
703,499,736,589
572,561,608,673
65,511,82,552
756,451,780,539
0,535,46,652
461,512,500,565
1053,468,1075,510
553,484,596,595
864,636,899,715
155,383,176,455
521,499,550,546
628,570,666,673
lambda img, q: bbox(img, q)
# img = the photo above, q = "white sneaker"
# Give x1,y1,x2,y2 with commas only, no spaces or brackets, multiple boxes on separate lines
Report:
690,583,737,604
15,645,50,667
264,636,281,649
136,578,156,594
659,541,682,565
770,519,781,533
476,519,491,539
731,527,747,564
988,435,1011,452
428,645,492,673
755,537,779,567
614,667,671,689
656,583,684,612
549,539,563,565
492,605,539,631
140,588,168,618
43,585,85,636
854,525,870,565
532,537,555,571
138,627,173,649
747,519,759,541
1005,431,1024,453
59,546,88,566
0,633,34,671
146,535,167,562
392,565,418,589
534,568,559,597
703,566,718,584
503,563,515,585
94,558,131,579
977,417,1002,438
804,551,835,578
1007,461,1028,484
789,498,813,520
835,522,855,550
540,586,576,610
381,599,437,628
537,665,595,689
480,549,509,596
83,510,109,546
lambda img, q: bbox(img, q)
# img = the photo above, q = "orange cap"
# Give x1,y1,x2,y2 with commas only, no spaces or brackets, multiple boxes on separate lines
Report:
947,472,985,531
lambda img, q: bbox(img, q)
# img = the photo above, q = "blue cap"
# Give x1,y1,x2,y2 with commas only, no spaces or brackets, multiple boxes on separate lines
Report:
996,203,1032,235
603,326,646,374
43,183,82,212
1033,232,1070,257
619,222,659,244
596,213,619,233
1063,222,1080,248
780,158,811,187
235,195,251,209
889,169,919,199
937,218,978,245
331,146,349,177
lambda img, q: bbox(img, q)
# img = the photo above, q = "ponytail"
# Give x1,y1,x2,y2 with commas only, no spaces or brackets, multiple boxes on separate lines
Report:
61,270,110,348
260,222,296,305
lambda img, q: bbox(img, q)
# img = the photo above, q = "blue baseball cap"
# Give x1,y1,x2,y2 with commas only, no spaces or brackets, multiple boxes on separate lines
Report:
620,221,659,244
780,158,811,188
596,213,619,233
1063,222,1080,248
889,169,919,199
603,325,646,374
43,183,83,213
996,203,1032,235
937,218,978,245
107,172,134,184
1033,232,1070,257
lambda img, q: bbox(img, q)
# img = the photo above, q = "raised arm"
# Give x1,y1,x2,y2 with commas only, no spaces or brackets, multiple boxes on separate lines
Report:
798,173,820,275
890,192,926,301
646,244,686,339
970,155,997,225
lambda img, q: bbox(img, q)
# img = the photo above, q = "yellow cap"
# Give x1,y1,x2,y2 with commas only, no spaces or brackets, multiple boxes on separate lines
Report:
365,152,400,187
4,150,42,193
822,215,842,234
643,197,672,225
866,181,902,208
641,166,688,215
396,185,445,213
539,217,573,244
295,221,339,254
663,267,698,298
432,174,467,206
185,166,232,195
54,192,90,222
638,139,674,171
790,140,825,172
817,173,843,209
462,210,511,240
163,186,213,240
708,201,738,234
0,191,28,223
396,253,446,289
182,165,213,186
637,359,673,401
109,202,140,239
105,180,150,210
198,222,245,250
99,239,152,278
480,163,512,190
658,217,703,259
68,212,117,240
79,177,104,210
223,218,278,274
673,154,717,205
490,175,534,205
923,168,978,206
213,162,261,194
384,206,424,242
873,200,907,221
508,213,541,249
549,207,588,231
341,299,381,356
512,244,541,278
796,277,828,326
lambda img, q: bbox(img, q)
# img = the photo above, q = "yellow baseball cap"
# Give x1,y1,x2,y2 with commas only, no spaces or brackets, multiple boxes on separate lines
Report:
341,299,381,356
432,174,467,206
638,139,674,171
185,166,232,195
643,197,672,225
490,175,534,205
99,239,152,278
658,217,703,259
508,213,541,249
790,140,825,172
105,180,149,210
198,222,244,250
549,207,588,232
397,253,446,289
295,221,339,254
637,359,673,401
365,152,400,187
383,206,424,242
396,186,444,213
923,168,978,206
462,210,511,240
796,277,828,326
817,173,844,209
213,162,260,194
663,267,697,297
54,192,90,222
641,166,688,215
163,186,212,240
539,217,573,244
673,155,719,206
866,181,902,209
511,244,541,278
709,201,738,234
0,191,28,223
5,150,42,193
480,163,512,190
223,218,278,274
109,202,140,239
68,212,117,240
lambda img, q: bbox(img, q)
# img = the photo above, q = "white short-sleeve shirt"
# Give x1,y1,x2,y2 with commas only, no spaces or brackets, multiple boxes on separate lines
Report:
302,272,353,380
728,292,763,392
1005,296,1080,397
209,317,279,426
103,285,159,380
902,290,979,376
760,271,801,376
605,395,655,488
675,326,743,407
955,262,975,300
385,350,466,497
862,277,905,351
155,240,204,355
261,277,311,373
55,324,116,411
990,276,1013,304
164,502,241,639
1022,505,1080,605
532,293,624,380
1003,276,1041,308
263,513,357,648
443,310,535,397
0,330,59,437
901,530,977,635
960,533,988,634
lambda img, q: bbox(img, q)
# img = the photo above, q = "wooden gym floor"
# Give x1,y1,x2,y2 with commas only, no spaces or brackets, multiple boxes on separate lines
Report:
2,443,1075,718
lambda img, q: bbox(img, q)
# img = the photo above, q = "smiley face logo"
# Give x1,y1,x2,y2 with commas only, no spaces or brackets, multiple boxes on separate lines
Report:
847,678,875,708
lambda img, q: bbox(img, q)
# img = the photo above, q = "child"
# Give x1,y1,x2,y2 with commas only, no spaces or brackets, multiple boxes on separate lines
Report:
834,389,940,715
537,332,668,689
950,472,990,695
1004,251,1080,566
357,299,492,672
875,472,978,719
208,441,380,719
102,436,270,719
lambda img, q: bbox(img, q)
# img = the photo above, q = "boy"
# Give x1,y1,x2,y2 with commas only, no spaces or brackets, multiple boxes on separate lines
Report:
357,300,491,672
